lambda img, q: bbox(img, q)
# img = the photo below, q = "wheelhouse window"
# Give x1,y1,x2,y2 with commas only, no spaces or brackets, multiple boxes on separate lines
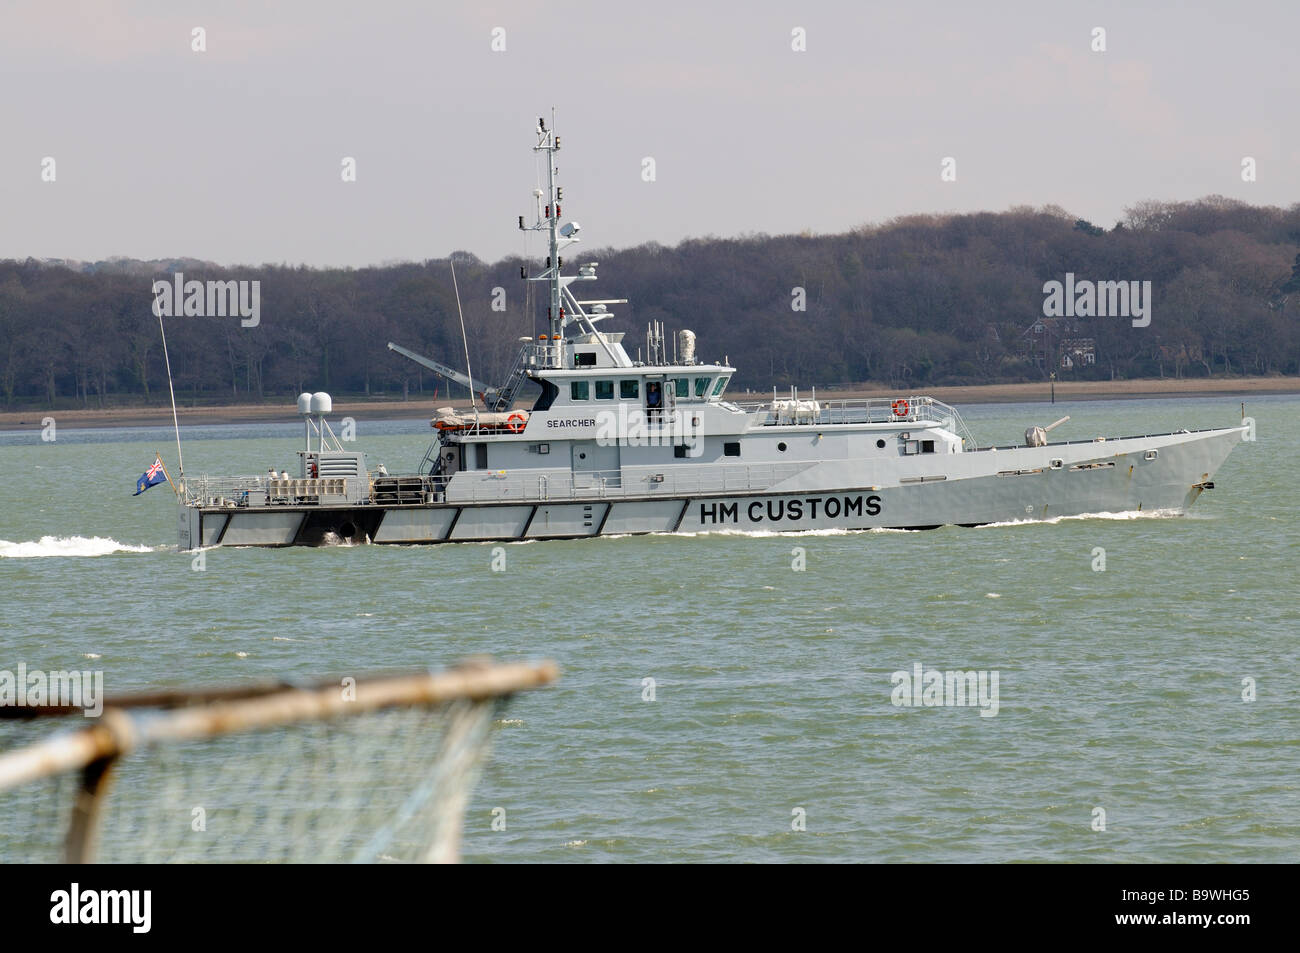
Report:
694,377,711,398
620,379,639,399
724,442,740,456
595,380,614,400
570,380,589,401
574,352,597,367
673,378,689,398
711,377,729,397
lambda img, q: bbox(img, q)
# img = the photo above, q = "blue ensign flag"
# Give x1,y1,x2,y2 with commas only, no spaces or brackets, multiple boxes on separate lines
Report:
134,455,168,495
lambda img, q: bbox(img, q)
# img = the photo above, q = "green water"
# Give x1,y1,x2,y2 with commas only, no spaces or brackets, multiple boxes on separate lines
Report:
1,395,1295,862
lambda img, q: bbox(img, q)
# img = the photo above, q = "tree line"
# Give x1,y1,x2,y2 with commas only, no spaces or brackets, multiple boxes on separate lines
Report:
2,194,1298,410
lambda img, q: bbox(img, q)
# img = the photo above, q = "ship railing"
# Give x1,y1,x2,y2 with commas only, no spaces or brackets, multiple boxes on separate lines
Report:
974,427,1230,453
444,461,814,504
737,395,979,448
182,474,277,507
185,473,449,507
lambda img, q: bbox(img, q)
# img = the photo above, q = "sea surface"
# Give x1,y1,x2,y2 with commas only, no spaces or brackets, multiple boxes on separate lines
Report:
0,395,1295,863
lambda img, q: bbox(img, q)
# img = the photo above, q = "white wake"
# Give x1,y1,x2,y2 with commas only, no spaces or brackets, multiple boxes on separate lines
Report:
973,508,1184,529
0,535,159,559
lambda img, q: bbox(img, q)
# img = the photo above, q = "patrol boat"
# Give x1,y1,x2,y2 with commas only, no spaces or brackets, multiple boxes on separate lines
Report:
175,119,1247,549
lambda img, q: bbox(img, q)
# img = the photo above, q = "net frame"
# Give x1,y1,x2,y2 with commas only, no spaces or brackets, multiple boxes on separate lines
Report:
0,659,557,863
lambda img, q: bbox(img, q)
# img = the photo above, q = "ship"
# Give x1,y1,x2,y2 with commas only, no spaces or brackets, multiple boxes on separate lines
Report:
174,117,1247,549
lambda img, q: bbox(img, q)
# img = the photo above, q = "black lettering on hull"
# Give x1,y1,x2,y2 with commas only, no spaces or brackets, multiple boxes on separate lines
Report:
698,494,884,526
699,501,741,525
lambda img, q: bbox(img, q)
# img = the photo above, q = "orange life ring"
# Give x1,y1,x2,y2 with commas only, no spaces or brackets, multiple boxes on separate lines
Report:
891,399,910,417
506,412,527,433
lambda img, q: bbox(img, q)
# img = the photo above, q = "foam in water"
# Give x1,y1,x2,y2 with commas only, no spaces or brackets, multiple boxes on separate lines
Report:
973,508,1183,529
0,535,157,559
672,526,875,539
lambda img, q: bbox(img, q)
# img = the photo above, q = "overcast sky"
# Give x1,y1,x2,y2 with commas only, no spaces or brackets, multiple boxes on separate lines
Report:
1,0,1295,267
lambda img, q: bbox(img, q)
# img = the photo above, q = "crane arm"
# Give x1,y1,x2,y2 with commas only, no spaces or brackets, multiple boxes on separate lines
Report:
386,342,488,395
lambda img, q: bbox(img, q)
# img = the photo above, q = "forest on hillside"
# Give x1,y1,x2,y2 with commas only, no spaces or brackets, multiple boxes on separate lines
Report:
2,195,1299,410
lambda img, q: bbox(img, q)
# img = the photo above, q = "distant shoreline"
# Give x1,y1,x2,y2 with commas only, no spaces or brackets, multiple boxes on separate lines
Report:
2,376,1296,432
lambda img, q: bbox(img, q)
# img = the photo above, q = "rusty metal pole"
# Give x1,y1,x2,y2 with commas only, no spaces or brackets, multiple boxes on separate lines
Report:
63,755,118,863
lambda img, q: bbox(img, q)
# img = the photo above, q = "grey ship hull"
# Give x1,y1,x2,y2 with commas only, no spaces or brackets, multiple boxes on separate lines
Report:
179,426,1242,548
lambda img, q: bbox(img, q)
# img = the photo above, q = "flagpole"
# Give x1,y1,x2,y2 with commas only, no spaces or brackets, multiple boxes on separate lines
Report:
156,450,180,500
450,260,479,427
157,310,185,492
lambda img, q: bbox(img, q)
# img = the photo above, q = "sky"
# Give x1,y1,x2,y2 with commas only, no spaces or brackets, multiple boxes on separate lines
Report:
1,0,1296,267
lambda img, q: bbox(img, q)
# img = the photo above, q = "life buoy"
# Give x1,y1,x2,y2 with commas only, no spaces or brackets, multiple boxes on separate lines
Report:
506,412,527,433
891,399,910,417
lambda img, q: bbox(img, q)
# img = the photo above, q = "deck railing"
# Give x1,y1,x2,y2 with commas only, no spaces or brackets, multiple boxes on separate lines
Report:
182,475,272,506
736,395,979,447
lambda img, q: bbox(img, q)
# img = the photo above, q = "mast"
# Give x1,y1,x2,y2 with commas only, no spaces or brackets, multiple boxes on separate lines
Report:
544,117,560,353
525,110,564,369
519,112,625,369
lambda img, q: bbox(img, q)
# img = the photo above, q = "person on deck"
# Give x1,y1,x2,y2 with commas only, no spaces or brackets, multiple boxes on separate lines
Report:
646,381,662,421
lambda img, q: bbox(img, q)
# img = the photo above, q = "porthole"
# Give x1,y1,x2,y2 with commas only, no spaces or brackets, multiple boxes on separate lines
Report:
876,439,886,449
777,442,788,452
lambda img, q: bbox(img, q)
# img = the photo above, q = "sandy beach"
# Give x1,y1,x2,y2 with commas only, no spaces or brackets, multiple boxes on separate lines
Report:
2,376,1296,431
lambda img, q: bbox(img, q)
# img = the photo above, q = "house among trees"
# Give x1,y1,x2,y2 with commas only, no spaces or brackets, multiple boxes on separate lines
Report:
1061,337,1096,368
1022,317,1096,372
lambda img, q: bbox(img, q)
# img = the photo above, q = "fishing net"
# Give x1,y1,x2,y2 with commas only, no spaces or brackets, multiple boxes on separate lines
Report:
0,660,555,863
